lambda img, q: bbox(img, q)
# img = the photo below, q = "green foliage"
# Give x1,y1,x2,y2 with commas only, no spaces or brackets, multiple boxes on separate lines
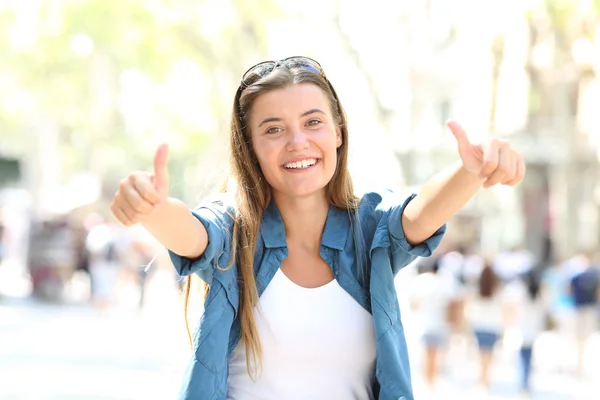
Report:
523,0,599,118
544,0,578,32
0,0,280,202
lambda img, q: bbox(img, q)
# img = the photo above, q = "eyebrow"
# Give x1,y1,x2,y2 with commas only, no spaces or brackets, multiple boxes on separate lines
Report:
257,108,325,127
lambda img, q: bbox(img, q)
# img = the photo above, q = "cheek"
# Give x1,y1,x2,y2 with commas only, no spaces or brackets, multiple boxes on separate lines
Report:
327,137,340,163
328,145,343,177
327,153,338,175
253,143,279,173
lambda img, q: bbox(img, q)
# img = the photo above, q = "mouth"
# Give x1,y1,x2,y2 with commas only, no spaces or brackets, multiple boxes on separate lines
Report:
281,158,321,171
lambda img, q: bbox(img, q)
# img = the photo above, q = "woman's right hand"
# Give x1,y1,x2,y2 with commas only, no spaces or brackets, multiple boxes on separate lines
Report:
110,144,169,226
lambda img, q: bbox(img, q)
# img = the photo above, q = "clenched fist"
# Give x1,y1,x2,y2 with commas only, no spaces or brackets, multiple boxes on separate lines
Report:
110,144,169,226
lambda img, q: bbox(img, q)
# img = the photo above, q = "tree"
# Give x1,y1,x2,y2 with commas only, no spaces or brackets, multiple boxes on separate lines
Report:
521,0,600,261
0,0,281,209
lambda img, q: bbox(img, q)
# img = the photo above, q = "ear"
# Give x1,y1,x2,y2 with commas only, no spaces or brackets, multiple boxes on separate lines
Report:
336,126,343,148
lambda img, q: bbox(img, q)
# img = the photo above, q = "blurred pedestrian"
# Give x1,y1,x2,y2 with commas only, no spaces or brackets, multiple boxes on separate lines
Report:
86,218,121,310
0,210,5,265
493,246,534,283
543,258,577,360
568,251,600,375
506,269,546,394
411,258,461,389
128,225,159,309
27,216,78,301
467,259,504,391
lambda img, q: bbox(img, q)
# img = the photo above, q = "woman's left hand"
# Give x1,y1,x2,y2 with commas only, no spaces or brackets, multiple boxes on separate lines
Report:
447,120,526,189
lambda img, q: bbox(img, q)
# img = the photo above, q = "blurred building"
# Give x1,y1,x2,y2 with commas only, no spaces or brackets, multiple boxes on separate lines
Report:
396,0,600,263
264,0,600,263
3,0,600,266
0,156,21,187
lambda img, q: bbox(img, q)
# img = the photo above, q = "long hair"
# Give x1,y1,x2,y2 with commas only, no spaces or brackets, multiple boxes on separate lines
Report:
478,260,498,298
523,268,541,300
184,65,358,378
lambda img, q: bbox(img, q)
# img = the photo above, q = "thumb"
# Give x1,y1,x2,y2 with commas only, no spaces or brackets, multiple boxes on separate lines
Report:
153,143,169,197
447,120,471,156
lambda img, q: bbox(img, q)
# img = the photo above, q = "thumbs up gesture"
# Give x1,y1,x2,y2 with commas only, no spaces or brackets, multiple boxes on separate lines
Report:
110,144,170,226
447,120,526,189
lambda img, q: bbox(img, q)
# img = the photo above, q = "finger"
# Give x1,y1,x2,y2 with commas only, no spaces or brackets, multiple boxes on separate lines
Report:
115,185,140,223
499,148,517,184
482,147,508,188
153,143,169,194
119,198,139,224
447,120,470,156
110,203,134,226
505,155,526,186
130,173,161,205
118,179,149,216
123,183,155,214
479,140,500,178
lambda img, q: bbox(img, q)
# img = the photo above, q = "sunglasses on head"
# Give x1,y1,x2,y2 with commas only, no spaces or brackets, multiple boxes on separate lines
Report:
239,56,327,90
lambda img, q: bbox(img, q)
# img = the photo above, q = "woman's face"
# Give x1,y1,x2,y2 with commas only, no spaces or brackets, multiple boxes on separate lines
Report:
249,83,342,200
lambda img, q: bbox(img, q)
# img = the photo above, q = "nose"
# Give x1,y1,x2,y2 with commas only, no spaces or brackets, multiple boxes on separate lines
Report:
285,128,309,152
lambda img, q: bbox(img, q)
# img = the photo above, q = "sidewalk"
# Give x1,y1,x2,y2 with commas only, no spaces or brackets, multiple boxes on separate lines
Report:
407,328,600,399
0,295,189,399
1,260,599,399
0,259,191,400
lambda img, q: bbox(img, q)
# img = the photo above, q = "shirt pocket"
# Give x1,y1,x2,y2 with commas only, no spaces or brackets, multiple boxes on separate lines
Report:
195,281,236,374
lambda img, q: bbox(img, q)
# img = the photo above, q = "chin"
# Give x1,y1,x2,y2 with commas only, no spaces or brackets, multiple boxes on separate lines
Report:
274,183,328,200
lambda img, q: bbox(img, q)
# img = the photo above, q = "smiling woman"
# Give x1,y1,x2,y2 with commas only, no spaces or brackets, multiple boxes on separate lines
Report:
109,56,525,400
249,84,342,199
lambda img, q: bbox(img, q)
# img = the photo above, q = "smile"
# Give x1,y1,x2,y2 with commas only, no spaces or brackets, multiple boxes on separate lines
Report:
282,158,320,170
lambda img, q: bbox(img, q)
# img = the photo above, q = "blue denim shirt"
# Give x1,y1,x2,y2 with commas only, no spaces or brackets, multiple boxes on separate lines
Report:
168,191,445,400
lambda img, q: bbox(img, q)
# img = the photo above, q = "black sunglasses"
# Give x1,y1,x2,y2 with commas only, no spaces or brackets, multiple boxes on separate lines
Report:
239,56,327,90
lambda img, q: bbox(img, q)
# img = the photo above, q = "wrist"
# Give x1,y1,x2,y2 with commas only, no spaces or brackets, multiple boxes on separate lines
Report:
139,197,181,225
457,163,485,183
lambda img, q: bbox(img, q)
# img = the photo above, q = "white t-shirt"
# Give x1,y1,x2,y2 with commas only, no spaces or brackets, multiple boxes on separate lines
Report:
467,291,506,333
411,271,460,335
505,280,546,345
438,251,464,277
493,250,534,281
227,268,376,400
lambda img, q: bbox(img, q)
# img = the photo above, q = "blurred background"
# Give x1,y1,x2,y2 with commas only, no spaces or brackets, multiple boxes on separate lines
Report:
1,0,600,399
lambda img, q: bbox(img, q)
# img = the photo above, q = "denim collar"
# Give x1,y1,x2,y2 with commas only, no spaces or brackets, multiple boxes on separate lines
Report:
260,200,351,250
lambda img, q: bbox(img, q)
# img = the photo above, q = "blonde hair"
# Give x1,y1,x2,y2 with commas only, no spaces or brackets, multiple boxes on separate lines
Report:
184,66,358,378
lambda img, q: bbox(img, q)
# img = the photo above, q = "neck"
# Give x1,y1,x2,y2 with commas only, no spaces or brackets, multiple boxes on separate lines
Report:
273,191,329,253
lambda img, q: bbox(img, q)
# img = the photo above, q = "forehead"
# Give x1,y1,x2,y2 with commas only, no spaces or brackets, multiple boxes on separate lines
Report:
250,83,331,120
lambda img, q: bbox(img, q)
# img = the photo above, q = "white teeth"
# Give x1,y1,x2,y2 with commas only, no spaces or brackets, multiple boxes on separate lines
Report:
284,158,317,169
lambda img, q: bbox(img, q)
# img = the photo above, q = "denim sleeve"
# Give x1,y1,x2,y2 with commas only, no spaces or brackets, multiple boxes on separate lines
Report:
167,204,232,284
387,193,446,274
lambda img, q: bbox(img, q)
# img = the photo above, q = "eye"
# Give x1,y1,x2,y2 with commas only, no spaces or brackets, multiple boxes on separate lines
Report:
306,119,322,127
265,126,283,134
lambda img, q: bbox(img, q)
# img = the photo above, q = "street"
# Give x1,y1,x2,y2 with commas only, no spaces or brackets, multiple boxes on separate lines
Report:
0,268,599,399
0,295,189,399
0,264,190,400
